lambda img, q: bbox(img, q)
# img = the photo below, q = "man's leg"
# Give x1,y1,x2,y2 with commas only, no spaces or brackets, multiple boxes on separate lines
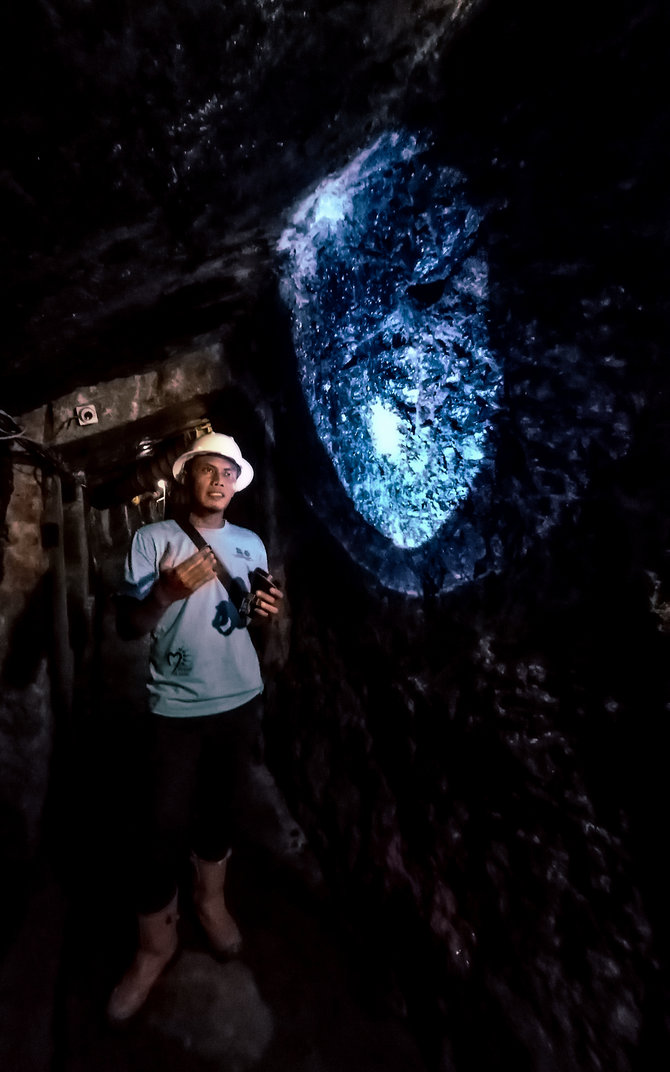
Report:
108,715,202,1022
189,696,264,955
135,714,205,912
190,696,264,859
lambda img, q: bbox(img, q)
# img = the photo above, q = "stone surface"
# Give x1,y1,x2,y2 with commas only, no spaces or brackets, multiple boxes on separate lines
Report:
279,130,499,555
0,0,486,413
0,465,52,863
144,954,275,1067
46,843,427,1072
35,343,231,449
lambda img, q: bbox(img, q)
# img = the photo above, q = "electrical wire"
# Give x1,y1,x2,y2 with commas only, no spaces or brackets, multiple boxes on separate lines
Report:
3,436,83,486
0,408,25,440
1,407,84,479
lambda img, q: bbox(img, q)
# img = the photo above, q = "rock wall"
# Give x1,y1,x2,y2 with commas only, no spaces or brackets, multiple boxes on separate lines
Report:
0,444,53,936
233,3,670,1069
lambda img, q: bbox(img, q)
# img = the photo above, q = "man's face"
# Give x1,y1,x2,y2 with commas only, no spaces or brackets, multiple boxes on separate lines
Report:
187,454,239,514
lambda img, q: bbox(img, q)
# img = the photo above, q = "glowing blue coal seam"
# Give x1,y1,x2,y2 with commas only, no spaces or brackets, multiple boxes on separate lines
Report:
278,130,502,550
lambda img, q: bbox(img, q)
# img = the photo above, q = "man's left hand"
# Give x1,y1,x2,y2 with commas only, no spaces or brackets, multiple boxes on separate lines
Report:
249,584,283,621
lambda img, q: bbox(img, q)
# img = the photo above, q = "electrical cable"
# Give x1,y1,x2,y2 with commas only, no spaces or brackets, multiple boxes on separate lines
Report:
0,409,25,440
1,408,84,479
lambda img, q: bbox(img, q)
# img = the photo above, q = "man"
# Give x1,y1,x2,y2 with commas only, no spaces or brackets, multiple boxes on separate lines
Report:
107,432,283,1024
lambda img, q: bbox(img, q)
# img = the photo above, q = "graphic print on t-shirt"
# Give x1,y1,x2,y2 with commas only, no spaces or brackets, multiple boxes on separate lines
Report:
124,518,267,715
166,647,193,676
212,600,239,637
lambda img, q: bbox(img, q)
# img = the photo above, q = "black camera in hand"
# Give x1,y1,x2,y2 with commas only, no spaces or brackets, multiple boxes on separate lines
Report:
239,567,277,622
249,567,276,596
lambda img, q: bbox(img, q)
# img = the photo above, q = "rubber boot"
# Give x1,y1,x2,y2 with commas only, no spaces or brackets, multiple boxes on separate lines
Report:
106,892,179,1024
191,851,243,956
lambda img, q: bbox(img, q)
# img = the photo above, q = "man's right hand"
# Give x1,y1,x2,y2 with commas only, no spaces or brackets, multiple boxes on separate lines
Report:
117,545,218,639
154,545,218,606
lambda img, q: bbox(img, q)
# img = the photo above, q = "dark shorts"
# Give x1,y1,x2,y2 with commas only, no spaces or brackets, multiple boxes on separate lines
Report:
135,695,264,913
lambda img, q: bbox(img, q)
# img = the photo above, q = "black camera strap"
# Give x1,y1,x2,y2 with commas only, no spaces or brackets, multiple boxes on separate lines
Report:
175,519,263,623
176,518,234,592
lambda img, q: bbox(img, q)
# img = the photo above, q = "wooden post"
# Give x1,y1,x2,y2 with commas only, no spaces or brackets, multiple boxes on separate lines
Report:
43,474,74,721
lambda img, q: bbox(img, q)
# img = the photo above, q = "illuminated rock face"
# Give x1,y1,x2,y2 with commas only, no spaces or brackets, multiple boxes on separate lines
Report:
278,131,501,550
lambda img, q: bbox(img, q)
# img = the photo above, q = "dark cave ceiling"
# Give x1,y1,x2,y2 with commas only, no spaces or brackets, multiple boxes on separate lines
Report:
1,0,486,413
1,0,666,421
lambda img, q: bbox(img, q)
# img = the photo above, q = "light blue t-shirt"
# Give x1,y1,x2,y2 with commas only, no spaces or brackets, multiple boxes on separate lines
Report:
121,518,268,717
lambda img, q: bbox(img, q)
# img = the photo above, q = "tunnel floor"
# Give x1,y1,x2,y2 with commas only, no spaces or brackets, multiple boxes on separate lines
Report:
0,838,428,1072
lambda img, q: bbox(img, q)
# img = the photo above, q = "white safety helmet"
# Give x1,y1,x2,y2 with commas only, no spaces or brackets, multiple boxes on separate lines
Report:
172,432,254,491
